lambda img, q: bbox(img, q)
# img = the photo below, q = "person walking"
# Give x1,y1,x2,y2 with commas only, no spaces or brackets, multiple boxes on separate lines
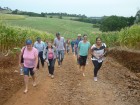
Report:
66,38,71,54
54,32,66,67
71,39,75,55
91,37,107,81
75,34,82,64
78,34,90,77
19,39,38,93
43,42,57,79
34,37,45,69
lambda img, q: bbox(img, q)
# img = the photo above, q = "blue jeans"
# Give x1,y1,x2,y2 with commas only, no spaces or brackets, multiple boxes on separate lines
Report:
57,50,64,65
71,45,74,53
23,67,34,76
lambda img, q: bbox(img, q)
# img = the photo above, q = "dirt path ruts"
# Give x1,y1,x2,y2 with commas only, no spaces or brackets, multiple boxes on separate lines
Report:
3,53,140,105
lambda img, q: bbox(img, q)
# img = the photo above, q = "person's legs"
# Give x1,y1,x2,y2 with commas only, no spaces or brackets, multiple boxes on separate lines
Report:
37,55,40,69
82,56,87,76
40,51,44,68
60,50,64,65
23,67,30,93
51,59,56,75
48,59,51,75
30,68,36,86
82,66,86,76
92,61,99,77
57,50,61,66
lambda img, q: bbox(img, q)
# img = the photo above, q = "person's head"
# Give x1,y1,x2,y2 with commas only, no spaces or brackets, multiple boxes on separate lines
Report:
96,37,102,45
83,34,88,41
77,34,81,39
26,39,32,50
36,37,41,43
48,42,52,48
56,32,60,39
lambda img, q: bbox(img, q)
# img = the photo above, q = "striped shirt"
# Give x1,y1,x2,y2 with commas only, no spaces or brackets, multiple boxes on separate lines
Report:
91,43,106,62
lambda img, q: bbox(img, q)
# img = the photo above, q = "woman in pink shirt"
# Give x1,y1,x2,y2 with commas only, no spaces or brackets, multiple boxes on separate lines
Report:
43,42,57,79
19,39,38,93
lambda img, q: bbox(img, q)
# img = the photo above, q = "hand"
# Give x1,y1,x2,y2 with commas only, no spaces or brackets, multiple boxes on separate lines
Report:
78,55,80,59
19,63,23,68
33,68,37,72
45,60,49,63
99,54,104,58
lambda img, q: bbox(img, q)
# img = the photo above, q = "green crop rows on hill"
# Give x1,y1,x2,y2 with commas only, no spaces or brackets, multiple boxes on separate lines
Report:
0,14,140,51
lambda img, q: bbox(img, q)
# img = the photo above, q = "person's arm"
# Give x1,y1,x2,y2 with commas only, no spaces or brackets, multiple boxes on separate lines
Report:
91,45,99,59
77,42,81,58
19,50,22,67
63,38,66,52
34,50,39,71
53,39,56,47
43,48,47,60
87,43,91,59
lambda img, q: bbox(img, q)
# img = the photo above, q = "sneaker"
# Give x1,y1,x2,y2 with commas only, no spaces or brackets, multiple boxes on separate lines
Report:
94,77,98,82
33,82,37,87
51,75,54,79
24,89,28,94
48,74,51,77
83,73,85,77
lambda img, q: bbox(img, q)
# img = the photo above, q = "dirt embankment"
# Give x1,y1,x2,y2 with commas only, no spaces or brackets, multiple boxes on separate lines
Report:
108,48,140,73
0,53,24,105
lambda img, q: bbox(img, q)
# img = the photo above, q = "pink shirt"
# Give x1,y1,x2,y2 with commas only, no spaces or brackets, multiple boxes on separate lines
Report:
48,49,54,59
21,47,38,68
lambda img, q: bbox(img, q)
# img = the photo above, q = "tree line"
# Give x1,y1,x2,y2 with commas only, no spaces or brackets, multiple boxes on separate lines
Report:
0,7,139,32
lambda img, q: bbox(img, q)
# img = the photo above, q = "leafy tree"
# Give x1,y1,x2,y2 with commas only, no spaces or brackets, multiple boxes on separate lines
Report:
100,16,134,32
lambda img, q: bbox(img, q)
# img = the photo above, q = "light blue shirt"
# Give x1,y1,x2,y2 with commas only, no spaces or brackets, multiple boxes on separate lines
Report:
34,41,45,52
78,41,90,56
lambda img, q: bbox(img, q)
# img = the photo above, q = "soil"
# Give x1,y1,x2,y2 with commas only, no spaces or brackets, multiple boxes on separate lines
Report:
109,48,140,73
0,50,140,105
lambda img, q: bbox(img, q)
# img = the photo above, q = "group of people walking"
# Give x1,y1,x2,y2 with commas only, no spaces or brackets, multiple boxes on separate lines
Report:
19,32,107,93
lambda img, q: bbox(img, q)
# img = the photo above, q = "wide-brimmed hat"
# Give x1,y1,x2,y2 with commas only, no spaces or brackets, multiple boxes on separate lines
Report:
77,34,81,37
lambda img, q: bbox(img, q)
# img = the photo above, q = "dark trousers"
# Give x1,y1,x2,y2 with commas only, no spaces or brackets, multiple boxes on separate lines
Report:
71,45,74,53
92,60,103,77
37,51,44,69
48,59,56,75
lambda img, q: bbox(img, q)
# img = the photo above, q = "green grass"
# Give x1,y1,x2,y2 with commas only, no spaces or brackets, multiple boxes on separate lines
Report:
0,13,26,20
5,16,99,38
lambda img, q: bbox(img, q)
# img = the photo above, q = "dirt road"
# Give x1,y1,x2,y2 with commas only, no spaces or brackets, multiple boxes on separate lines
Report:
3,53,140,105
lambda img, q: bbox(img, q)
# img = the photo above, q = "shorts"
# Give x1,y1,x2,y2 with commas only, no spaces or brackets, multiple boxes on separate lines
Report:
23,67,34,76
79,56,87,66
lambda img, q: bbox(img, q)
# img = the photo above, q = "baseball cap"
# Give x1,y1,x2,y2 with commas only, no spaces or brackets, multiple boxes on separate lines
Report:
56,32,60,36
36,37,41,41
26,39,32,45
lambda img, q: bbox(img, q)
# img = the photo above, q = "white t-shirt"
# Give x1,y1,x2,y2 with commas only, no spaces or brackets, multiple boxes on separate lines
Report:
54,37,65,50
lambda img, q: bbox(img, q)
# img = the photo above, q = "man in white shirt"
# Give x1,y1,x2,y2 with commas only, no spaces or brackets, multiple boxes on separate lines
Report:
54,32,66,67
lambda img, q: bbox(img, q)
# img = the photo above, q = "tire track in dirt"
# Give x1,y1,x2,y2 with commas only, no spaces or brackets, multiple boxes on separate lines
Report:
3,53,140,105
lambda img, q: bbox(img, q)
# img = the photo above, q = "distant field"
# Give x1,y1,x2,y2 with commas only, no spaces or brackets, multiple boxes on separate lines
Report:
5,16,100,38
0,13,26,20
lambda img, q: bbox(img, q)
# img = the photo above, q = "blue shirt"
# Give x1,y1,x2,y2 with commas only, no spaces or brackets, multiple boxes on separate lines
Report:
78,41,90,56
34,41,45,52
75,38,82,48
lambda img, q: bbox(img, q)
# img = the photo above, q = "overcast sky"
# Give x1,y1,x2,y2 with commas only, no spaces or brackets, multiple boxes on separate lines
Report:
0,0,140,17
